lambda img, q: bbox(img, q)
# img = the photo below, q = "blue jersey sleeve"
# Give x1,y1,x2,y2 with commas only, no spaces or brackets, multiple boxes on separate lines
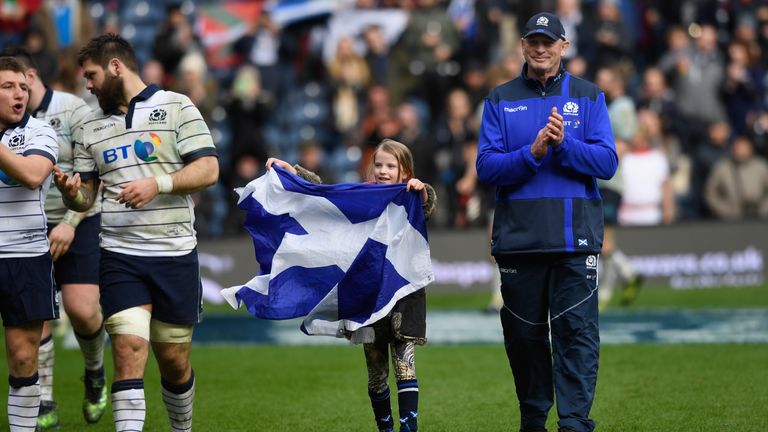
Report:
476,98,542,186
553,92,618,180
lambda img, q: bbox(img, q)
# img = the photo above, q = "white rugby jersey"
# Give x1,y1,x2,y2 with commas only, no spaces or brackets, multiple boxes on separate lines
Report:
0,113,58,257
74,85,217,256
34,87,99,223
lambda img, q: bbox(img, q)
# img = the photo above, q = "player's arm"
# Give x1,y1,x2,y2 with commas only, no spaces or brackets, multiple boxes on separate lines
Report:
115,155,218,209
0,144,54,189
53,166,98,212
163,155,219,194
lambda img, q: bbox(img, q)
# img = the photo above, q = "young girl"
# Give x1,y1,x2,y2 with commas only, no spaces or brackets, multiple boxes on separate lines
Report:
266,139,436,432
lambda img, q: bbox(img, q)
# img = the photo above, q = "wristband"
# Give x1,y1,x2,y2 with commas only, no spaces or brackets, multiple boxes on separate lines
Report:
62,189,85,208
155,174,174,194
61,211,82,229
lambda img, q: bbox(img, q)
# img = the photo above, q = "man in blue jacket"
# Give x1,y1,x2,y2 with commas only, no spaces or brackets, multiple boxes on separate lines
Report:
476,12,618,432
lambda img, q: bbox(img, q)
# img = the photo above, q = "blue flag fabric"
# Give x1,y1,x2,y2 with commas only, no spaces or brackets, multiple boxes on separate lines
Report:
221,167,434,337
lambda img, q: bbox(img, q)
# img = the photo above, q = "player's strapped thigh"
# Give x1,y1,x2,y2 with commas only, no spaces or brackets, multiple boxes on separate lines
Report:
0,253,58,326
48,214,101,286
104,308,193,343
100,249,202,326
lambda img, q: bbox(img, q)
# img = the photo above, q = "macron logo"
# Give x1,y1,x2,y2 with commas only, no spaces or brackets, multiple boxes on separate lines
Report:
504,105,528,113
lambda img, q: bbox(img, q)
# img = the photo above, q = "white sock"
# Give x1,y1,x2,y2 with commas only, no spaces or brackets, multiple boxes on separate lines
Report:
613,249,637,283
8,374,40,432
37,335,55,402
112,380,146,431
74,324,105,371
161,372,195,432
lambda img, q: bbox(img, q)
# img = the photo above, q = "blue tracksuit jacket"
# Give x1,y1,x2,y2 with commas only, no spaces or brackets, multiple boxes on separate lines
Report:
477,65,618,255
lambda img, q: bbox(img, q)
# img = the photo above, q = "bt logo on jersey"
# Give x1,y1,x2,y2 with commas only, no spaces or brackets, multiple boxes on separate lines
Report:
134,133,162,161
103,133,163,163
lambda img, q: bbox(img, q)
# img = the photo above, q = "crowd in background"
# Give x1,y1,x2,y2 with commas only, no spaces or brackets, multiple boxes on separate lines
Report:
3,0,768,237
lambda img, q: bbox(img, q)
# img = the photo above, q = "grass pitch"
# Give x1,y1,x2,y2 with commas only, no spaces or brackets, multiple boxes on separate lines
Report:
0,284,766,431
0,344,766,431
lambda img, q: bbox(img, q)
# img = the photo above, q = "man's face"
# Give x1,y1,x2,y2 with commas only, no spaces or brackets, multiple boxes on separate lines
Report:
522,34,569,78
0,70,29,126
82,58,123,114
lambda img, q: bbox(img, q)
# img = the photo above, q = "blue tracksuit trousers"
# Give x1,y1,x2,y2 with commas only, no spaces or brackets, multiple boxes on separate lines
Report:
496,253,600,432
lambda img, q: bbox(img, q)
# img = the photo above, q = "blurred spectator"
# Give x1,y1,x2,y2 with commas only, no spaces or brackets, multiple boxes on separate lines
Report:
227,64,273,167
21,25,57,83
619,122,675,225
43,0,93,49
556,0,583,60
461,59,486,117
705,136,768,220
758,5,768,67
690,120,731,218
635,66,678,135
152,3,202,79
297,140,336,184
590,0,633,73
660,23,726,153
172,52,218,125
329,35,370,138
362,24,391,86
637,4,671,66
223,153,264,235
0,0,41,49
721,40,764,136
598,137,642,308
565,54,587,78
390,0,459,111
396,101,436,186
234,10,284,100
360,84,395,145
596,65,637,142
434,87,474,227
141,59,166,87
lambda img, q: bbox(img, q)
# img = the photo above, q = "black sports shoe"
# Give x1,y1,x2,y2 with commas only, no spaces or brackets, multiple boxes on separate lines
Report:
82,370,107,423
36,400,59,431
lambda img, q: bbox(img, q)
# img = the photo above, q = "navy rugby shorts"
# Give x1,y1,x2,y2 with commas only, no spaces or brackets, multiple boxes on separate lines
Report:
47,214,101,287
100,249,202,325
0,253,59,326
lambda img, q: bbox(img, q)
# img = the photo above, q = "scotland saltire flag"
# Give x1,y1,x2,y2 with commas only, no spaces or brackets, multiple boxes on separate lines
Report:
221,166,434,337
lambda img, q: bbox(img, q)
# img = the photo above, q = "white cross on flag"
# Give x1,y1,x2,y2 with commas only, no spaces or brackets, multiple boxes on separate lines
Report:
221,167,434,337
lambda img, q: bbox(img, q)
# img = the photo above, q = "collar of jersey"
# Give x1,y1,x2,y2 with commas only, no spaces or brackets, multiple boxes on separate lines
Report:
124,84,161,129
522,62,565,95
34,86,54,116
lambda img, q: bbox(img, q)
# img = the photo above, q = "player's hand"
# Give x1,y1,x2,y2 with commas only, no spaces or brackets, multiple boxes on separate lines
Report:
53,165,81,199
531,127,550,160
116,177,160,209
545,107,565,146
265,157,297,174
48,222,75,261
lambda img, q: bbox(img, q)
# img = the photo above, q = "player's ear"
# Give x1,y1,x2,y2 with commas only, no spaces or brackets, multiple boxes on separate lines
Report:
108,58,121,76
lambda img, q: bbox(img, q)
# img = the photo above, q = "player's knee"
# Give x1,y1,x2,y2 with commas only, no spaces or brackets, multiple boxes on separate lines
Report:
7,346,38,376
150,319,194,344
105,307,151,341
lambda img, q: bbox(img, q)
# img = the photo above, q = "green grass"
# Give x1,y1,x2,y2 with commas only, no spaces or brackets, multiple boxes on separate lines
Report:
420,284,768,311
203,284,768,314
2,284,767,430
0,344,766,431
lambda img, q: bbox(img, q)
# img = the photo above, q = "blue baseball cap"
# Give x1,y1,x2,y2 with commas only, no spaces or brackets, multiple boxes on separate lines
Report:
522,12,566,41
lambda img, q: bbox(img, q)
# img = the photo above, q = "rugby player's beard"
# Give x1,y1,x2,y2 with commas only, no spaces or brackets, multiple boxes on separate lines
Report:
94,73,125,114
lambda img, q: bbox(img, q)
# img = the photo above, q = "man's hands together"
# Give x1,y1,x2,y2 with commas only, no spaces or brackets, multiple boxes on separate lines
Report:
531,107,565,160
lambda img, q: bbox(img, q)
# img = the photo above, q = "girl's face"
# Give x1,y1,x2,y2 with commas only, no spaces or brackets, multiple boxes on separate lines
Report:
373,150,402,184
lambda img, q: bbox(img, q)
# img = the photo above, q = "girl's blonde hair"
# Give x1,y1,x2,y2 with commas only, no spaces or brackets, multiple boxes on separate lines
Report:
368,139,415,182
